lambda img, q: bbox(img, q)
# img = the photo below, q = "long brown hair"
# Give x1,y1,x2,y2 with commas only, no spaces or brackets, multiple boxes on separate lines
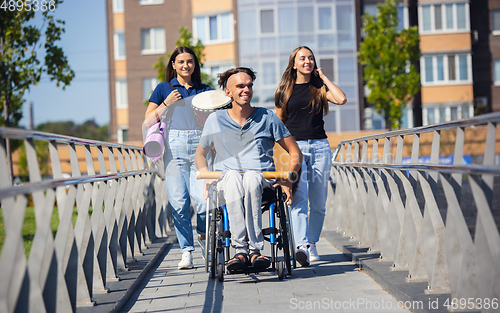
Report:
275,46,328,120
165,46,202,83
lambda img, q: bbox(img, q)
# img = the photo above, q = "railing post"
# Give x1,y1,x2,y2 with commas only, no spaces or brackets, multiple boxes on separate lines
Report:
329,112,500,301
0,127,164,312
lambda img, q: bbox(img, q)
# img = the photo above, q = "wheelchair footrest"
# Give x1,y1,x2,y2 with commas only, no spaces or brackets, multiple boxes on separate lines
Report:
262,227,277,236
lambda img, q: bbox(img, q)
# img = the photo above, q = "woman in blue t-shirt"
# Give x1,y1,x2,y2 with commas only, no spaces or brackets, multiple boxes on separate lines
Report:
275,46,346,266
145,46,212,270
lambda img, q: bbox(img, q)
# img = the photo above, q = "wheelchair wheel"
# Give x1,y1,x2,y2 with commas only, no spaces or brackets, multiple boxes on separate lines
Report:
277,261,285,280
209,207,218,279
277,188,293,276
217,263,224,282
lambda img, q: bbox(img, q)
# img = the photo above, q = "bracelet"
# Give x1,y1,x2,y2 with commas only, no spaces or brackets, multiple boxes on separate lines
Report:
289,171,297,181
162,100,168,107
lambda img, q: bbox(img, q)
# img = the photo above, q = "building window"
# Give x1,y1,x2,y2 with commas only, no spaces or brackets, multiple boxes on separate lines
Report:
262,61,276,85
493,10,500,35
141,28,165,55
420,3,469,33
363,4,407,32
143,78,159,102
421,53,471,85
278,7,294,34
239,10,257,37
116,79,128,109
298,6,314,32
112,0,123,13
318,7,333,30
194,13,233,44
114,31,126,60
494,60,500,85
139,0,164,5
423,105,473,125
117,128,128,144
337,4,354,47
261,9,274,33
319,58,335,82
396,6,408,30
201,63,234,83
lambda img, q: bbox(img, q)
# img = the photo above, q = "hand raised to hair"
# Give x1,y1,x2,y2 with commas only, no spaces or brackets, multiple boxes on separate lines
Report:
314,67,327,80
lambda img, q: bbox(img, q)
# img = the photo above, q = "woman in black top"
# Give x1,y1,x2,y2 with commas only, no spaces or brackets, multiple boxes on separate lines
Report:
275,46,346,266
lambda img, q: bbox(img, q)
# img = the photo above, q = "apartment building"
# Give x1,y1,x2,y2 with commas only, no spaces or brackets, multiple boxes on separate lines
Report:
418,0,474,126
107,0,237,144
107,0,193,144
362,0,488,129
489,0,500,111
106,0,499,143
107,0,362,143
232,0,362,132
192,0,237,83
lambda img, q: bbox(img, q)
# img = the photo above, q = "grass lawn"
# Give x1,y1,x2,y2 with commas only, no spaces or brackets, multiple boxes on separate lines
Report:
0,206,92,257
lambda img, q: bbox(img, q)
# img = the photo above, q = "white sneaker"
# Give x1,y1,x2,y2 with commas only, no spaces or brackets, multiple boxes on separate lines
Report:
296,244,310,267
309,243,320,262
178,251,193,269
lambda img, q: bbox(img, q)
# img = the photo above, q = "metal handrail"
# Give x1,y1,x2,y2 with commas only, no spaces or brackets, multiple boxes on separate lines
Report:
0,127,142,150
0,127,168,312
334,111,500,151
326,112,500,305
0,169,157,199
331,162,500,175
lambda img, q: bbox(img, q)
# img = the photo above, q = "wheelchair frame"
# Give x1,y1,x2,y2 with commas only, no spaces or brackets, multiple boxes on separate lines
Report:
203,181,296,282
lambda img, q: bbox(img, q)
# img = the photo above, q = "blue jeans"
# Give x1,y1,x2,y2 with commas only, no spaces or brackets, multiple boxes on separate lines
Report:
165,129,206,253
218,171,272,255
291,138,332,246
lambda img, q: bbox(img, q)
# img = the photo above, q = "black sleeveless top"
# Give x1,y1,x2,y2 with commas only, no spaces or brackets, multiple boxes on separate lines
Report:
284,83,327,141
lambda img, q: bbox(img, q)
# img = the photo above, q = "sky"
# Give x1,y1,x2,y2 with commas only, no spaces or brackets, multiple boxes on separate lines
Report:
20,0,109,128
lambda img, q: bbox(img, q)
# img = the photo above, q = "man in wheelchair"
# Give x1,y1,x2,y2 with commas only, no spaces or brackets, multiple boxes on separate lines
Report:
195,67,302,272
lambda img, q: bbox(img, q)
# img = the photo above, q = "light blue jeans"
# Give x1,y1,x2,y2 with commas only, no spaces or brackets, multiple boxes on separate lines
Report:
291,138,332,246
165,129,206,253
218,170,272,255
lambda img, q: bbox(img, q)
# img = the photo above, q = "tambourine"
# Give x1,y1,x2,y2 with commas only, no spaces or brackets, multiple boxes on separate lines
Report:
191,90,232,126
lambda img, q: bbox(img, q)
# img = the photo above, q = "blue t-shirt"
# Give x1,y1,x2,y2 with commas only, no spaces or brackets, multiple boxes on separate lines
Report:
199,107,291,172
149,77,213,130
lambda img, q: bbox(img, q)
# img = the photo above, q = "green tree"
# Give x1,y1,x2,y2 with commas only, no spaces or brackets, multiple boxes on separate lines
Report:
1,0,74,181
36,119,108,141
0,0,75,127
358,0,420,130
150,26,214,104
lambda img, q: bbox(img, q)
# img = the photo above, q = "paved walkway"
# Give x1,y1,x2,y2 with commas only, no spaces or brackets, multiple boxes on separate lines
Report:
120,237,411,313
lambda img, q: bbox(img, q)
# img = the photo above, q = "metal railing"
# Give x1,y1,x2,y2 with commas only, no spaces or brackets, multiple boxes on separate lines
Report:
0,128,168,312
326,112,500,307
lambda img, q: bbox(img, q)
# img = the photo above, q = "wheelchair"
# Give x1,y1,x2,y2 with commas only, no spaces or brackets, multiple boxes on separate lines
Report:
197,171,296,282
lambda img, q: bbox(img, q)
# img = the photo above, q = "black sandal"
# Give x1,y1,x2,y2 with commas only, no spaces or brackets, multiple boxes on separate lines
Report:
227,253,248,272
249,252,270,269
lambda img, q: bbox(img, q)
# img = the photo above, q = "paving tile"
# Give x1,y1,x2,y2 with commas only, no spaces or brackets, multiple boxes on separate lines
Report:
119,237,410,313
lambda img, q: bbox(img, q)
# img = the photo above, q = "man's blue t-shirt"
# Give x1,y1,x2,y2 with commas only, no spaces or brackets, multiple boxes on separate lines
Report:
199,107,291,172
149,77,212,130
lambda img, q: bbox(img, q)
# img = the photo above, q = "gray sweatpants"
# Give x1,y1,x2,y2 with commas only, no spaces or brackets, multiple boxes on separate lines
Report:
218,170,271,255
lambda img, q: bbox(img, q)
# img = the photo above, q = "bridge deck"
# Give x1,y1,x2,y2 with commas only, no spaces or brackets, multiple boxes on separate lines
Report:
120,237,410,313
